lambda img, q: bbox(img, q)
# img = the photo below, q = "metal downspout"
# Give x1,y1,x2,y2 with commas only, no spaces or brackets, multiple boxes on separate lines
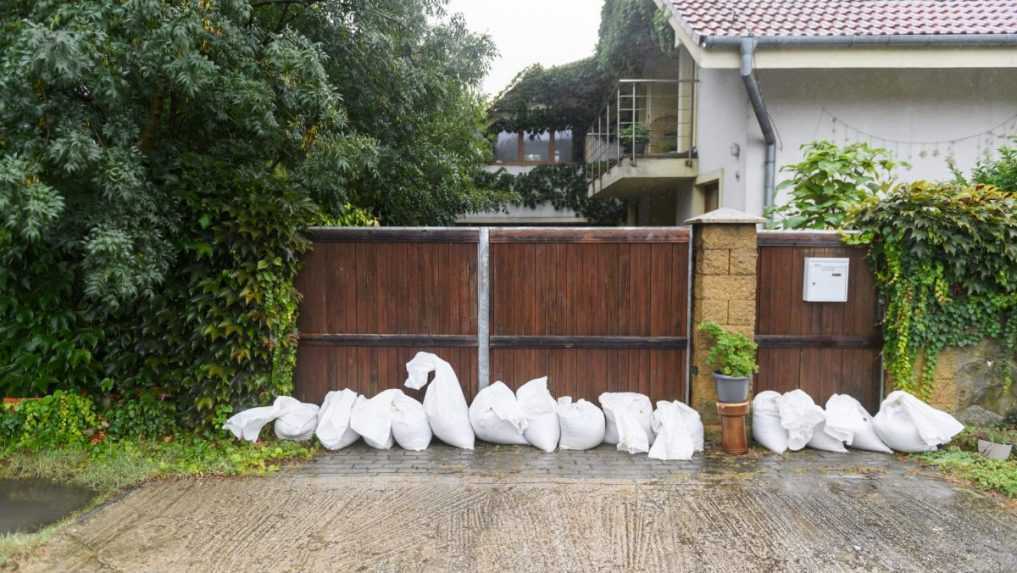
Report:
739,38,777,210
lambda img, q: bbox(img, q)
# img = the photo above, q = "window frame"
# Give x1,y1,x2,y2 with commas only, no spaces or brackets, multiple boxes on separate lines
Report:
493,129,574,166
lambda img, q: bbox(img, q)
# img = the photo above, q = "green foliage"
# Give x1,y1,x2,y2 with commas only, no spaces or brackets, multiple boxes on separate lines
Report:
1,392,99,452
487,0,674,155
474,165,626,226
489,59,607,137
292,0,498,225
102,393,176,441
847,182,1017,399
770,141,904,230
596,0,675,80
1,435,316,494
967,139,1017,192
918,449,1017,499
698,321,759,378
1,1,499,424
951,426,1017,456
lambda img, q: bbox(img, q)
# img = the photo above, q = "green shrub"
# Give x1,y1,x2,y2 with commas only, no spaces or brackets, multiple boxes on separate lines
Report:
966,139,1017,192
698,321,759,378
919,449,1017,499
847,182,1017,398
1,392,99,452
770,141,903,230
103,393,177,441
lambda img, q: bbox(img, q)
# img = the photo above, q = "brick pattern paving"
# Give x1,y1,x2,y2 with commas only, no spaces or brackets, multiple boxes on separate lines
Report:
293,442,880,481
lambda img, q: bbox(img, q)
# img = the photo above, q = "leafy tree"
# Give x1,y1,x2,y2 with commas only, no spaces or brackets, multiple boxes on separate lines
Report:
287,0,498,225
770,141,904,230
0,0,498,422
0,0,358,310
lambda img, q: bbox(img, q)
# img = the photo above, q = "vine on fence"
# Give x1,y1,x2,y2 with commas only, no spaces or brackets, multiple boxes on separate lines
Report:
474,165,626,226
848,182,1017,399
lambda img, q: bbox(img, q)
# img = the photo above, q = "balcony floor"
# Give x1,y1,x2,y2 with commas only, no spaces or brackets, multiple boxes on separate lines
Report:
589,156,699,198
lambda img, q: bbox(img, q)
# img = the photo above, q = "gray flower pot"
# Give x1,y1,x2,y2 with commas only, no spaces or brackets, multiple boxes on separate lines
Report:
713,373,751,404
978,439,1013,461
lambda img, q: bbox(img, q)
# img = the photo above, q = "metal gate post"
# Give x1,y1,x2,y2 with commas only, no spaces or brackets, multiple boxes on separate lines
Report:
477,227,491,390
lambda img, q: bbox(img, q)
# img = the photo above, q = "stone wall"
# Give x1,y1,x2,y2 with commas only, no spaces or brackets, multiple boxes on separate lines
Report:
928,341,1016,426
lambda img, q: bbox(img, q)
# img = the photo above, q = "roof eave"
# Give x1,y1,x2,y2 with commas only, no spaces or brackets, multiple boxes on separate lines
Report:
700,34,1017,49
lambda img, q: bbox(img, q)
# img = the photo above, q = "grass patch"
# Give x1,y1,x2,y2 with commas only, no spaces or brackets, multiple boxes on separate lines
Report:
915,425,1016,500
0,435,317,565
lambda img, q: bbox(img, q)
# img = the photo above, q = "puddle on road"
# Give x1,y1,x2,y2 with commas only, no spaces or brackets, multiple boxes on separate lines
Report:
0,479,95,535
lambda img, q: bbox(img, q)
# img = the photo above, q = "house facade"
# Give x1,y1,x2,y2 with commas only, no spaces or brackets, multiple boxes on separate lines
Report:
589,0,1017,224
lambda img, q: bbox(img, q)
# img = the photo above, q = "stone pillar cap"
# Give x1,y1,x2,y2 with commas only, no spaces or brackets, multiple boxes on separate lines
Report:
685,208,767,225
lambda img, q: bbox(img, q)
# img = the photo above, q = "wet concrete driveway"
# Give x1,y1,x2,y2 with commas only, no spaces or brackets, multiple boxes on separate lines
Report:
15,445,1017,572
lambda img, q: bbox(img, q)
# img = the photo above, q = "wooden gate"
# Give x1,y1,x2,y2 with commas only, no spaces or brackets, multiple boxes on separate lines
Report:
294,227,692,405
294,229,480,404
489,229,690,403
755,232,882,411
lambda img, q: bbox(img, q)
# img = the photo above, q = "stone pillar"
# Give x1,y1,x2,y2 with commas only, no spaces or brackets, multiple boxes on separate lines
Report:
686,209,766,423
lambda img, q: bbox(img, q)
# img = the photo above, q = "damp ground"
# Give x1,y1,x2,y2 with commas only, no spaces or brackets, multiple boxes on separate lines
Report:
11,444,1017,572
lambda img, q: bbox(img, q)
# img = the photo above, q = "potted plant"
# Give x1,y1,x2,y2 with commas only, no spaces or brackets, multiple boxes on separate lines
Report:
698,321,759,404
620,124,649,155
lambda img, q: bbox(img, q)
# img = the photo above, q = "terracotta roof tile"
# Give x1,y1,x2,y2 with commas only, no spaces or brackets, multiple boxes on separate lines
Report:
670,1,1017,39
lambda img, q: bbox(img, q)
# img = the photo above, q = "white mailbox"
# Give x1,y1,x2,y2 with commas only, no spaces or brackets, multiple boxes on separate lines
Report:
803,258,850,303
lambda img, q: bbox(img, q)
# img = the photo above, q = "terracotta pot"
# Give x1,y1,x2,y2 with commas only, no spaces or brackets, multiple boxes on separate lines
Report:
716,401,751,455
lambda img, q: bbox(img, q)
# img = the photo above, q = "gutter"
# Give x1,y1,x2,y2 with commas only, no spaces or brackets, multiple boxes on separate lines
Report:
703,34,1017,49
739,38,777,211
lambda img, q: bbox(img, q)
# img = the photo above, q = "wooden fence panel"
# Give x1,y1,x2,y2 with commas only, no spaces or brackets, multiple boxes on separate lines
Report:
756,232,882,411
294,229,479,404
489,228,690,404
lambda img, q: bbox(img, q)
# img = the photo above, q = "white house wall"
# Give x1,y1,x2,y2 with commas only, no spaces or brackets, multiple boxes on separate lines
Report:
695,68,750,212
700,67,1017,216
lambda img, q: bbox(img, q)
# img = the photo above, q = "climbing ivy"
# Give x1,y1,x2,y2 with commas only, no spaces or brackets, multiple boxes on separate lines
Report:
847,182,1017,399
474,165,626,226
487,0,675,143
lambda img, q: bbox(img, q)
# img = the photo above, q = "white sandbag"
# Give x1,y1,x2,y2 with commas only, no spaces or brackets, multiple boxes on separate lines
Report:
873,391,964,453
648,401,704,461
517,377,560,453
776,390,825,451
807,420,848,453
314,390,361,450
469,382,529,445
390,392,432,451
752,391,789,454
350,389,401,450
599,392,654,454
404,352,475,450
557,397,606,450
824,394,892,454
224,399,285,443
273,396,320,442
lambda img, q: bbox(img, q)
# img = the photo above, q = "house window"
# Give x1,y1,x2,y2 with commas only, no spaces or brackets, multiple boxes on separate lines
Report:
493,130,573,164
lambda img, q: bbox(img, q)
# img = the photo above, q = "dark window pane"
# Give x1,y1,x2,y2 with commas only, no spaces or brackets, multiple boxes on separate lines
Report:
494,131,519,162
555,129,574,163
523,131,551,162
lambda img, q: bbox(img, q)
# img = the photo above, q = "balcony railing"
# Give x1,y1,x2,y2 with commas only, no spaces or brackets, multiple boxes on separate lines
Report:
586,79,696,191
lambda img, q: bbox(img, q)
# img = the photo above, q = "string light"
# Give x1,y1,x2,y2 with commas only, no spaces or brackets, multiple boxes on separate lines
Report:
819,108,1017,158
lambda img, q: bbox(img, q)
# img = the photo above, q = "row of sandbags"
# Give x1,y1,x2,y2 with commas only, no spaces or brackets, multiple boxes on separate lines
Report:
753,389,965,454
224,352,706,461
